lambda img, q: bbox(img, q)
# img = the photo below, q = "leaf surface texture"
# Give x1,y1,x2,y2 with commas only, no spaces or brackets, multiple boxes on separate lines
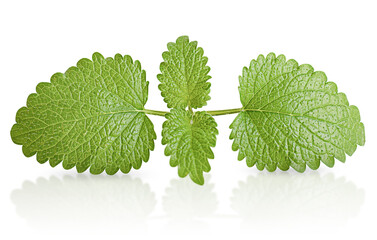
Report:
11,53,156,174
162,109,218,185
157,36,211,109
230,53,365,171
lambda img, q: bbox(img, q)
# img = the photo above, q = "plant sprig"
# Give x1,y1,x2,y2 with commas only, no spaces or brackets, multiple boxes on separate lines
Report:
10,36,365,185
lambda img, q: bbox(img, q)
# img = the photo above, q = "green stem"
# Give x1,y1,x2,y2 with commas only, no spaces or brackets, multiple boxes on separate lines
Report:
143,107,243,117
206,108,243,116
142,109,168,116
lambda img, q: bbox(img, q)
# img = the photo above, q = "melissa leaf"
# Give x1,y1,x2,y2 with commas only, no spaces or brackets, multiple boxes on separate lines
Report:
230,53,365,172
157,36,211,109
11,53,156,174
162,109,218,185
10,36,365,186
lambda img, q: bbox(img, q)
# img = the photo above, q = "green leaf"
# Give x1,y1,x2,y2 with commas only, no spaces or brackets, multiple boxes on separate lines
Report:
162,109,218,185
230,53,365,172
157,36,211,109
11,53,156,174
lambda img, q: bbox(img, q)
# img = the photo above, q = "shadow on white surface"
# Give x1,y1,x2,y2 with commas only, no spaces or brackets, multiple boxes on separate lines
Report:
161,176,218,234
11,175,156,234
231,172,365,232
10,172,364,235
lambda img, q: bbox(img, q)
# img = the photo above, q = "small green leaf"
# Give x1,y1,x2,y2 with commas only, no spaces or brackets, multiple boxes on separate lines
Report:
162,109,218,185
11,53,156,174
157,36,211,109
230,53,365,171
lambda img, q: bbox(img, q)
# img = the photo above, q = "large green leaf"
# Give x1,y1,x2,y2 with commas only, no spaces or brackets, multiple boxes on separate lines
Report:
11,53,156,174
162,109,218,185
230,53,365,172
157,36,211,109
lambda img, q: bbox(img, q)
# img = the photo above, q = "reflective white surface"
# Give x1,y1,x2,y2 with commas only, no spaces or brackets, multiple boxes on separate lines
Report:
8,172,365,237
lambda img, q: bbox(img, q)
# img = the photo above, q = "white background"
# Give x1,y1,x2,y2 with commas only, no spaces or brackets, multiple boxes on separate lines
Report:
0,0,376,239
